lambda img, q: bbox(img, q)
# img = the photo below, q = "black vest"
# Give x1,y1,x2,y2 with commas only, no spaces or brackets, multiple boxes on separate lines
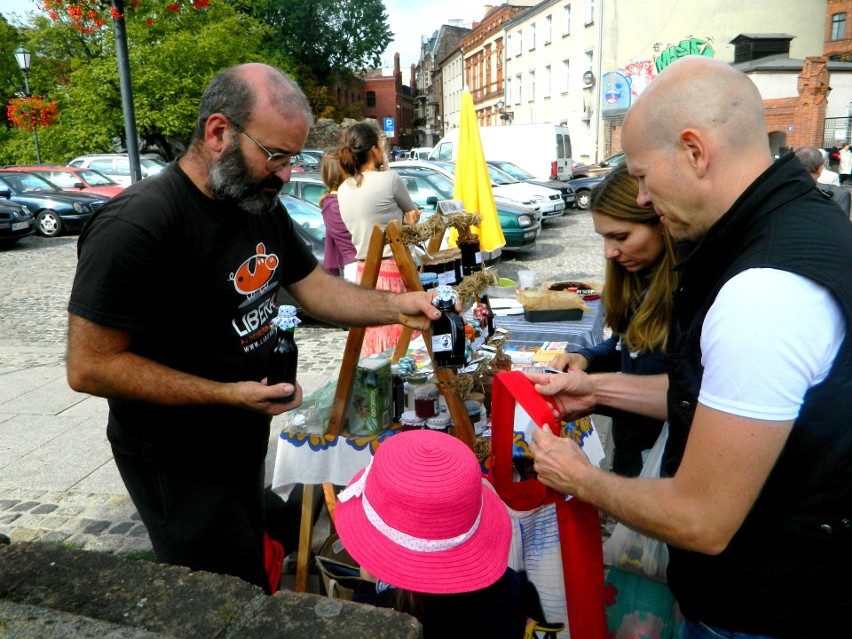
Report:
664,155,852,637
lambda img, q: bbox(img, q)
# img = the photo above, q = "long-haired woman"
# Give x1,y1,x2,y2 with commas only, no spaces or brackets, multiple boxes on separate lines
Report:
337,121,421,356
553,164,678,476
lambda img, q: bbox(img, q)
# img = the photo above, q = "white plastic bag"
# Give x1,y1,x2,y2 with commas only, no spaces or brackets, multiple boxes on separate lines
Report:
602,423,670,582
281,380,338,435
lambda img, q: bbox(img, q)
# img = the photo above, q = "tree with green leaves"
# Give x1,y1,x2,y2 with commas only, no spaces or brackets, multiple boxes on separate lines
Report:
0,1,277,164
249,0,391,118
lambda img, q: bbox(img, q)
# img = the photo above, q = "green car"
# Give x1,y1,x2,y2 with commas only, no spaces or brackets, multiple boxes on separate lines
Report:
391,167,541,251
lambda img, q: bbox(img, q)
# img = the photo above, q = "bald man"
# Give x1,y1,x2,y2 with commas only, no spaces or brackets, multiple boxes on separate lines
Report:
527,56,852,638
66,64,442,593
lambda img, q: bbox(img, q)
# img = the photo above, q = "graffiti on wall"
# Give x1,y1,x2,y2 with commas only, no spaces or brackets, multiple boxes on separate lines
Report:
653,36,715,73
601,36,715,119
601,60,656,117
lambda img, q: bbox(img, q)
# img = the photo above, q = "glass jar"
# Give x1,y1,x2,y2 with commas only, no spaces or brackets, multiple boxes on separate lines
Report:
425,412,453,434
405,374,428,413
458,233,482,277
468,392,487,433
419,272,439,291
400,411,426,431
413,380,439,419
465,399,485,435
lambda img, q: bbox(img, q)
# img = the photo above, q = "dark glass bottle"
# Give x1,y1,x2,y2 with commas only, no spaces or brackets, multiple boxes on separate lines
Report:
390,364,406,422
430,286,467,369
479,293,495,338
458,233,482,277
268,305,299,403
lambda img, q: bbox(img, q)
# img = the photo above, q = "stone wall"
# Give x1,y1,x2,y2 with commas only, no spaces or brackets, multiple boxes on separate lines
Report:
0,543,421,639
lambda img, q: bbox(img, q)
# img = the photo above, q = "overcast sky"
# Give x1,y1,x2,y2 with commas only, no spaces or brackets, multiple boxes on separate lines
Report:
0,0,494,71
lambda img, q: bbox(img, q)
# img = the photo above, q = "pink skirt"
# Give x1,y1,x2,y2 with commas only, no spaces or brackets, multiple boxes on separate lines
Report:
356,258,407,357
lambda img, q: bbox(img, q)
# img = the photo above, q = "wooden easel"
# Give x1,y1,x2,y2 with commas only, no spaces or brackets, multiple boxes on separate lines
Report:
292,218,476,592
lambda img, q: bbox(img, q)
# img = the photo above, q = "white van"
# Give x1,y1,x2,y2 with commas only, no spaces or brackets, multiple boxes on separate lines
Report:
410,147,434,160
429,124,573,181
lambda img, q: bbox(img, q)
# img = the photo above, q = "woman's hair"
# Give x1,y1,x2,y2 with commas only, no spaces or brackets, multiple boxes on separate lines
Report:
338,121,381,186
319,148,347,204
590,163,677,353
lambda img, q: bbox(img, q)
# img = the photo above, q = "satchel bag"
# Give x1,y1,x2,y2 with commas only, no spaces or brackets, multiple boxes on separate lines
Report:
488,370,608,639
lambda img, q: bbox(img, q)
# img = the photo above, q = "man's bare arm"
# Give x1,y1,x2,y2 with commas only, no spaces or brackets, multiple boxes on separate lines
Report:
66,313,300,415
526,370,669,421
286,264,440,330
531,403,791,553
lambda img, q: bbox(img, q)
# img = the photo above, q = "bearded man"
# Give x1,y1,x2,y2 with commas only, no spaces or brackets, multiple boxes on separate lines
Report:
67,64,439,592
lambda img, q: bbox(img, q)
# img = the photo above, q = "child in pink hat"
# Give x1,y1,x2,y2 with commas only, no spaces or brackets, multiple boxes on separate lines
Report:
335,429,526,638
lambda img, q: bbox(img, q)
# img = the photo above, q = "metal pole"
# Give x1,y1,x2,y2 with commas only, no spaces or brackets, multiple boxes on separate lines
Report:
21,72,41,164
111,0,142,183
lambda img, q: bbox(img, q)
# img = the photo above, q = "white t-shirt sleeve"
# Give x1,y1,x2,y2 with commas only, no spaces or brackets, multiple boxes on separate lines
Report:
699,269,845,421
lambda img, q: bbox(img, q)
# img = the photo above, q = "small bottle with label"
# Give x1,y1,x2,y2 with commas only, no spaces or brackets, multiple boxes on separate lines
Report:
268,305,300,403
430,285,467,369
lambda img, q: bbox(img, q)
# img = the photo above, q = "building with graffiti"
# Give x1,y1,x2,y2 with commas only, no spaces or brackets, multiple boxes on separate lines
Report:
598,0,827,157
420,0,847,168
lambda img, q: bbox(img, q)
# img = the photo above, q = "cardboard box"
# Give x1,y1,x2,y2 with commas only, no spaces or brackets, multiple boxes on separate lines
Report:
532,341,570,363
347,357,392,435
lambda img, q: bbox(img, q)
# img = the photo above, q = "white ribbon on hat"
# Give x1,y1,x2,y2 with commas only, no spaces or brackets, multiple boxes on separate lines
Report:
338,458,483,552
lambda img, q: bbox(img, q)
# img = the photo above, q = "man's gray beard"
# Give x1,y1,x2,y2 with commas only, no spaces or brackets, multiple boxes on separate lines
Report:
207,141,279,215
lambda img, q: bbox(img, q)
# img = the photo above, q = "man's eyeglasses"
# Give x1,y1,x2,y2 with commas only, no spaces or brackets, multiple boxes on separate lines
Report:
233,124,302,172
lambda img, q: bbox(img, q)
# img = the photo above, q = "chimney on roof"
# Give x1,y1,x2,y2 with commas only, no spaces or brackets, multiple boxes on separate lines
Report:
730,34,794,63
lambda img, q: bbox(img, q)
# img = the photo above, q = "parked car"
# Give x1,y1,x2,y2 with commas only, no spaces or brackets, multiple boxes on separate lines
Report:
392,167,541,251
279,173,327,207
0,198,36,246
568,174,607,210
276,193,330,317
486,160,576,208
3,165,124,198
0,171,108,237
389,159,563,217
299,148,326,163
67,154,168,187
278,193,324,232
571,151,625,179
289,152,321,173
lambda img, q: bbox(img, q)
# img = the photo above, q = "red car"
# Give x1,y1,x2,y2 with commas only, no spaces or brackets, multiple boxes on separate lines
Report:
2,165,125,198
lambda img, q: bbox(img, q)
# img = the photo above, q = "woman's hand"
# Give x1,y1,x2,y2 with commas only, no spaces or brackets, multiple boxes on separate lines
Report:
403,209,422,224
523,371,598,421
551,352,589,372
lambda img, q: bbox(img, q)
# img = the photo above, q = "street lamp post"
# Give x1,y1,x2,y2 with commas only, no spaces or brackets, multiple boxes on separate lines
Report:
496,99,514,125
13,44,42,164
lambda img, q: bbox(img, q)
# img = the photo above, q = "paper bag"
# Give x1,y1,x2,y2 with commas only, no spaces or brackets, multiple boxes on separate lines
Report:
515,288,593,313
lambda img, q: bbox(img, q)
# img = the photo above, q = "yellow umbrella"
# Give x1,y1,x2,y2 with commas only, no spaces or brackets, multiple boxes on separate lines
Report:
451,90,506,252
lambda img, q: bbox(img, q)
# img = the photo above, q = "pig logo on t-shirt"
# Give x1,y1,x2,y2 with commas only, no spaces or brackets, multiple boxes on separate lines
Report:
230,242,279,298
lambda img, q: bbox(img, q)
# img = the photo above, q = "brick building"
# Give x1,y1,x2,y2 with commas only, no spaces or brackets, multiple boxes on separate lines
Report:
361,53,416,150
459,3,536,126
825,0,852,60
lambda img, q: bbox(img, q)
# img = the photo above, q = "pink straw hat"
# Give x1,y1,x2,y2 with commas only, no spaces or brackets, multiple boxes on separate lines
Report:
334,429,512,594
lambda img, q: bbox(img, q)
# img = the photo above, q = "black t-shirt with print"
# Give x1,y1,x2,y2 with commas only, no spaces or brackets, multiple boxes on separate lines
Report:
68,163,317,461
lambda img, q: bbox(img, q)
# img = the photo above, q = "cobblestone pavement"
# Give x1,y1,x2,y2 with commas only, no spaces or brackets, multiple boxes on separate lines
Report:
0,208,605,557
